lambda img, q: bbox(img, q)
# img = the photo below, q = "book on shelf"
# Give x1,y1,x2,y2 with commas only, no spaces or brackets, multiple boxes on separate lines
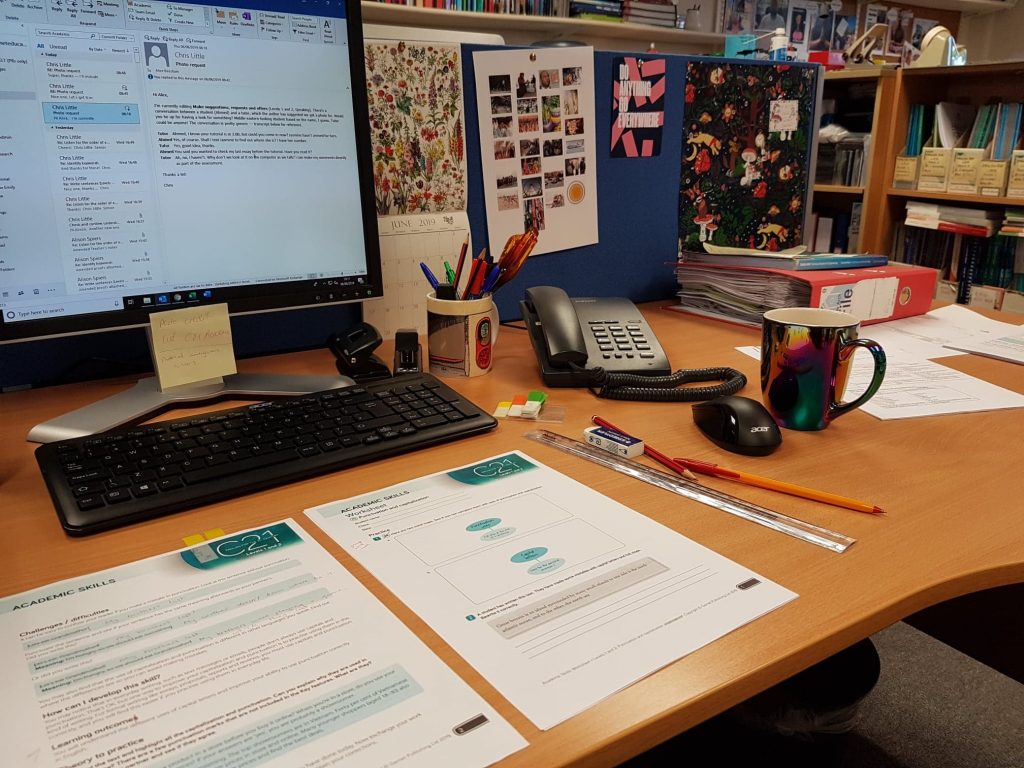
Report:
813,216,834,252
672,262,937,328
848,202,862,253
815,134,868,187
891,225,1024,296
992,103,1023,162
622,0,675,18
936,102,976,150
681,248,888,271
904,201,1001,238
624,0,675,10
623,10,677,25
569,0,623,17
1001,207,1024,237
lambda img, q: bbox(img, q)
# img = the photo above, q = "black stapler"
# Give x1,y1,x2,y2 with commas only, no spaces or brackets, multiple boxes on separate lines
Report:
327,322,391,382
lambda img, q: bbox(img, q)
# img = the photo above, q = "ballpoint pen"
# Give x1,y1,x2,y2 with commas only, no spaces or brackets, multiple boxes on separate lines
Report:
481,263,502,294
419,262,440,290
591,416,698,481
670,456,884,515
461,258,479,300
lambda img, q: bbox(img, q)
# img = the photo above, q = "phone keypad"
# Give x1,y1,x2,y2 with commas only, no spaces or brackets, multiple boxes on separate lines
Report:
588,321,657,361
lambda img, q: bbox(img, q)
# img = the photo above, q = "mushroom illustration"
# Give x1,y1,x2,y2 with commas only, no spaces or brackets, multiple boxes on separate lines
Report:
693,213,714,241
704,220,718,243
739,146,759,187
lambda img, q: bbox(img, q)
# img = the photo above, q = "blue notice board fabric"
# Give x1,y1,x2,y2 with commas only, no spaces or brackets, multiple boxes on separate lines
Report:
459,47,818,320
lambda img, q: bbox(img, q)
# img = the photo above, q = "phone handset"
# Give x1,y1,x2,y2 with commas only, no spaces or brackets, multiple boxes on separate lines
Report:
523,285,588,366
520,285,746,401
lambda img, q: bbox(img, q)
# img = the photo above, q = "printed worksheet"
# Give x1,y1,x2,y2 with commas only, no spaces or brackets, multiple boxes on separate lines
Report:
0,520,525,768
306,452,796,730
473,47,599,257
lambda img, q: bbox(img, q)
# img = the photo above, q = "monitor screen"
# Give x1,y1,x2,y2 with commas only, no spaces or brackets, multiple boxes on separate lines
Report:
0,0,381,343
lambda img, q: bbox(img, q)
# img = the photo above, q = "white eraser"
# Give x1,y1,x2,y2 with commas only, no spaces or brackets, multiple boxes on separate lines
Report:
583,426,644,458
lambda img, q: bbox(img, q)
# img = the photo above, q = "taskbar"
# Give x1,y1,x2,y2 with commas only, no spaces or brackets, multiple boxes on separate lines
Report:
122,275,376,312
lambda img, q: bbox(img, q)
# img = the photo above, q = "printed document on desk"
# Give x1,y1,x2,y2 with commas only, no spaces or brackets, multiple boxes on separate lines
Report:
306,452,797,730
0,519,525,768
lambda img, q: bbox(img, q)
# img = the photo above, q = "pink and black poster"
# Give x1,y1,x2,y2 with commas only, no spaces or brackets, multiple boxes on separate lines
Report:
610,56,666,158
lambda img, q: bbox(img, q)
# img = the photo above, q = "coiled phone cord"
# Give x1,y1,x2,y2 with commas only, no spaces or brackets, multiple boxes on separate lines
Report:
576,364,748,402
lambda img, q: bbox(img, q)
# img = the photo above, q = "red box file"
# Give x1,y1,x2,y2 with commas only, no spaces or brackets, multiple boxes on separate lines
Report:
673,262,939,327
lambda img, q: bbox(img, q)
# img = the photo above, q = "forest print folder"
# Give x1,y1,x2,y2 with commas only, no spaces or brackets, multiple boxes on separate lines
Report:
678,60,816,252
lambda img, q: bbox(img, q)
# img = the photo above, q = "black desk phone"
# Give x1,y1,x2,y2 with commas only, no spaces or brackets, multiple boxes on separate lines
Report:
520,285,746,401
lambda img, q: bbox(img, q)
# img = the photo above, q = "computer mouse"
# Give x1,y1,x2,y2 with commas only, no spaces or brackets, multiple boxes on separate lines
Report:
692,395,782,456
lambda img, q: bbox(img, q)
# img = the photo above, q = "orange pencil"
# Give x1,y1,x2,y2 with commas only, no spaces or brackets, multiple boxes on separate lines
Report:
671,456,884,515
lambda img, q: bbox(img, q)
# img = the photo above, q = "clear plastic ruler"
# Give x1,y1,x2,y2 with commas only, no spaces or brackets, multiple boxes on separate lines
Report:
525,429,855,554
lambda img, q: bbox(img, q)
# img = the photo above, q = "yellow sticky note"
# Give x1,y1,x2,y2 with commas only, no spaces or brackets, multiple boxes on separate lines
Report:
203,528,225,540
149,304,236,390
182,534,206,546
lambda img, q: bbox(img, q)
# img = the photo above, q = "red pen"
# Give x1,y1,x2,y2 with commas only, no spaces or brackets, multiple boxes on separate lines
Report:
591,416,698,482
452,234,469,296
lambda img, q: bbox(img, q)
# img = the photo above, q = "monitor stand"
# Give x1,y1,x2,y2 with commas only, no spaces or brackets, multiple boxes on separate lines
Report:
27,372,354,444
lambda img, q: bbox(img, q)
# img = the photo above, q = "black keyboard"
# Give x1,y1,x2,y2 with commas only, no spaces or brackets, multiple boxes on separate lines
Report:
36,373,497,536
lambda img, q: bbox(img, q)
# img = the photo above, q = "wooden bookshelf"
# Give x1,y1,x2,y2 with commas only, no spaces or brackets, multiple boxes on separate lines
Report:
813,68,897,253
887,188,1024,207
815,184,866,195
864,61,1024,255
359,2,726,53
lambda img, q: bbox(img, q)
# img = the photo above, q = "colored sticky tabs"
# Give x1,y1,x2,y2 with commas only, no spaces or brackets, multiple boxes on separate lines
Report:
493,401,512,418
508,394,528,417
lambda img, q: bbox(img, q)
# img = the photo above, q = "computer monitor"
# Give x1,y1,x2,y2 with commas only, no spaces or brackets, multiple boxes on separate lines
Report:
0,0,382,441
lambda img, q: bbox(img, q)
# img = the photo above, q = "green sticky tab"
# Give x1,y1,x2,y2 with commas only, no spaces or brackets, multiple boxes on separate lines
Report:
527,390,547,403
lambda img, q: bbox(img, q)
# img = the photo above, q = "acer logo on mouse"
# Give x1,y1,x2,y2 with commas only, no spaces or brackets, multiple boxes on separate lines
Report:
749,426,772,432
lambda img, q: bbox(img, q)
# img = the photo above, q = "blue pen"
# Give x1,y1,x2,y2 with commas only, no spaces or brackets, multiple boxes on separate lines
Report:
480,264,502,294
419,262,440,290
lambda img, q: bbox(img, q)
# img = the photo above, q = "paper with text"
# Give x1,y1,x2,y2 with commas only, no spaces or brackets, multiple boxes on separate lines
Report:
0,520,525,768
148,303,236,389
306,452,796,730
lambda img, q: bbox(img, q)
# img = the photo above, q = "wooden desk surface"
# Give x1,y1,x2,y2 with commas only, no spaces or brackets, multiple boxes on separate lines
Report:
4,304,1024,767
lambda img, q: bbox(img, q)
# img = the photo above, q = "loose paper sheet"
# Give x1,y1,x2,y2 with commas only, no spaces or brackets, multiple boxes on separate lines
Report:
944,328,1024,365
148,303,236,389
473,47,599,257
0,520,526,768
364,212,472,337
735,306,1024,419
306,452,796,730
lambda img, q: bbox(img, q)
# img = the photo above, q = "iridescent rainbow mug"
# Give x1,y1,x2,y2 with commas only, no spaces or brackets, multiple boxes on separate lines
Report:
760,308,886,431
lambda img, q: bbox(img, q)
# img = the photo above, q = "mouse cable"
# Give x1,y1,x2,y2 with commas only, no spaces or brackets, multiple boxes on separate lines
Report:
573,364,747,402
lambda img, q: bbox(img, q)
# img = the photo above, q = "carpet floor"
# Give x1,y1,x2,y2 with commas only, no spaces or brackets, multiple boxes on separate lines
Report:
621,621,1024,767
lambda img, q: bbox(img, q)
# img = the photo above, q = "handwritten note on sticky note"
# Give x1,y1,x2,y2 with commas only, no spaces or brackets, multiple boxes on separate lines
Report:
149,304,236,389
